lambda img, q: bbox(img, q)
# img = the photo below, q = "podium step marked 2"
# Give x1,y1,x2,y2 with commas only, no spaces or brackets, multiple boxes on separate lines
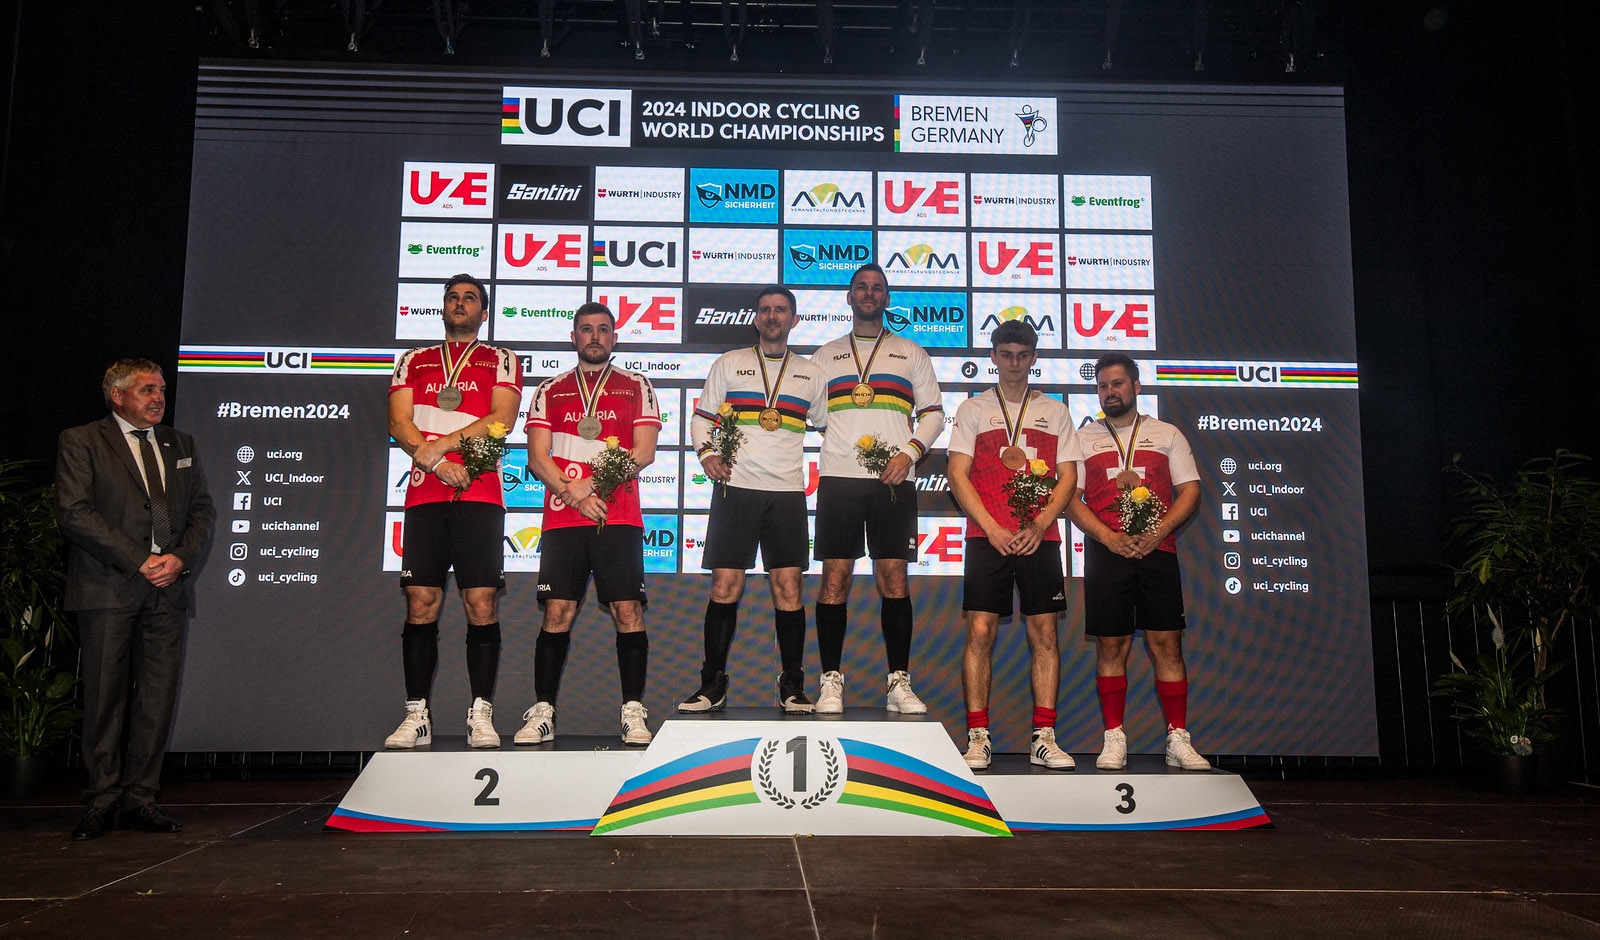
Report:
326,709,1269,834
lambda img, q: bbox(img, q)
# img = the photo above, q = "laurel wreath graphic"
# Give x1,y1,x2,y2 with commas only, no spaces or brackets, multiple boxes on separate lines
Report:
755,738,841,810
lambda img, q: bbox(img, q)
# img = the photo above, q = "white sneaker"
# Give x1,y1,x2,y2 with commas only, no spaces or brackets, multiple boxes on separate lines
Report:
384,699,431,749
1030,727,1076,770
815,671,845,714
1096,726,1127,770
885,670,927,714
621,701,653,746
1165,727,1212,771
466,698,500,748
962,728,992,770
514,701,556,745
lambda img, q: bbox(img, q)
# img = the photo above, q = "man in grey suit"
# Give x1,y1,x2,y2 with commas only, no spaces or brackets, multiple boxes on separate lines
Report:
56,359,214,840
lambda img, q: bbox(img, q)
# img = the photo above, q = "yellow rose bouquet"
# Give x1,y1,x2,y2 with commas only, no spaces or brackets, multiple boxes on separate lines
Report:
1002,457,1057,527
588,435,638,531
451,421,511,501
854,433,900,502
707,400,745,496
1115,483,1167,536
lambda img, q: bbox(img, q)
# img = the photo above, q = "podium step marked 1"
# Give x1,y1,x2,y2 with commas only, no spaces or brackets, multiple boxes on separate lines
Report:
326,709,1270,834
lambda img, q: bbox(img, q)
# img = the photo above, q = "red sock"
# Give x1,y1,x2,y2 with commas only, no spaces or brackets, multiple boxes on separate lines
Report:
1156,679,1189,730
1031,706,1057,730
967,709,990,730
1096,675,1128,729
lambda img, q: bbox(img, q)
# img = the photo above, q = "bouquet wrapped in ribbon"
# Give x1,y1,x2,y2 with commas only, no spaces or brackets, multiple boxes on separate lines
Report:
589,435,638,531
451,421,510,501
1002,458,1056,528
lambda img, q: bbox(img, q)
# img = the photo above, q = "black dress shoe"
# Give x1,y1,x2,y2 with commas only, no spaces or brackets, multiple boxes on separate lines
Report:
123,803,182,833
72,807,116,841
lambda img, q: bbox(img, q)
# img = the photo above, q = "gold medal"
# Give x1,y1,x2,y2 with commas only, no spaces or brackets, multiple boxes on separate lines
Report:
754,347,792,433
1001,446,1027,471
848,332,886,409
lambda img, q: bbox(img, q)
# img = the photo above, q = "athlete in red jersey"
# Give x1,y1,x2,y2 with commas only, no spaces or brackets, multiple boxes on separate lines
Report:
516,302,662,747
1067,353,1211,772
947,320,1080,771
385,274,523,751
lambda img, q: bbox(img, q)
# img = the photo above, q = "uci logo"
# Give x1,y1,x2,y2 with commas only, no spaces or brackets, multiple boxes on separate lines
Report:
502,86,633,148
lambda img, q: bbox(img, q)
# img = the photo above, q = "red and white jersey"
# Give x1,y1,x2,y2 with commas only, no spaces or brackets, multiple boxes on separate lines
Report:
527,364,662,531
390,341,523,508
689,347,826,493
1074,414,1199,554
947,389,1080,540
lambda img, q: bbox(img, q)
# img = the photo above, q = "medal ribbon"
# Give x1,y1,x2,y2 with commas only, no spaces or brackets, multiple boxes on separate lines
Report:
441,339,479,391
755,347,793,412
577,362,614,421
849,331,886,390
1104,414,1145,474
995,385,1031,450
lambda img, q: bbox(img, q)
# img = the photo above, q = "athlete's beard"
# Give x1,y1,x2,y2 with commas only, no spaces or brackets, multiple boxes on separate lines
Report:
1101,395,1133,419
578,345,611,366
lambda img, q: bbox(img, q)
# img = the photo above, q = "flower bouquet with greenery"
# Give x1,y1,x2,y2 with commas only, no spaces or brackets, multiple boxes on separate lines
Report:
589,435,638,531
451,421,510,501
1115,484,1166,536
707,402,744,495
1003,458,1056,528
855,434,899,502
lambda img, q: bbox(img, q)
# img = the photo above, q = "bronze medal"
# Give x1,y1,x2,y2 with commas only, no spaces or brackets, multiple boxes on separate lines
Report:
1116,469,1142,490
759,407,781,432
577,416,603,440
1001,446,1027,471
851,382,875,407
435,386,463,412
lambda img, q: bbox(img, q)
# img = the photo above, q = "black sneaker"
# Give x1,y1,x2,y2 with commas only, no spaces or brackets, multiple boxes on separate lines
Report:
778,670,814,714
678,668,728,713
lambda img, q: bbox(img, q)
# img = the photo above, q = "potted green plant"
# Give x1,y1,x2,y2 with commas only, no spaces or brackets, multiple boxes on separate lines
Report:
0,460,79,797
1439,450,1599,787
1431,609,1564,791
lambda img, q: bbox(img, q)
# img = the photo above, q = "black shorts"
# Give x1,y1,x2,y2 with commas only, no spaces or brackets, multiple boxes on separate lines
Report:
703,485,809,571
962,538,1067,617
400,501,506,590
1082,540,1187,637
813,476,918,562
537,524,648,610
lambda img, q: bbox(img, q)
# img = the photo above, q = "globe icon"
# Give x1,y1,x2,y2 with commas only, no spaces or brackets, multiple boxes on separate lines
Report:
1078,363,1097,381
236,446,256,464
1219,457,1237,475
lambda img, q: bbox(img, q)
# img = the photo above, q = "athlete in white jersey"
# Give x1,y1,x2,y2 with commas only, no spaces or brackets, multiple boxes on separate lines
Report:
679,286,828,715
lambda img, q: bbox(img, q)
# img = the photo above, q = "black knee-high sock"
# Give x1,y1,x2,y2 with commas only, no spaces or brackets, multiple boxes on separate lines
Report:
465,622,501,702
402,622,439,701
881,596,913,673
703,600,739,674
617,631,649,703
534,630,572,705
774,608,806,674
815,602,847,673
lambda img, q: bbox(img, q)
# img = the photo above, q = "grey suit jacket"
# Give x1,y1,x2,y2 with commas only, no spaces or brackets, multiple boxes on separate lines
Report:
56,416,215,611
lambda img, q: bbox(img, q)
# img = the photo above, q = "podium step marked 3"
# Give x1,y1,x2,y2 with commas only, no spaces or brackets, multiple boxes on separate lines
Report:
326,710,1270,834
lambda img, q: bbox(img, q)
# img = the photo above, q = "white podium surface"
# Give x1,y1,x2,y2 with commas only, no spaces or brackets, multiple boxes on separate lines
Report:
325,710,1269,834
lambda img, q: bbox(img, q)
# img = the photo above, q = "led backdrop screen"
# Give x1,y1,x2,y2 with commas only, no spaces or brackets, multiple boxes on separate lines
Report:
172,63,1376,755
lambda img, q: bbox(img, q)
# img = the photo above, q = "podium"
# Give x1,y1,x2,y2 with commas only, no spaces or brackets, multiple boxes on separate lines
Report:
326,709,1269,834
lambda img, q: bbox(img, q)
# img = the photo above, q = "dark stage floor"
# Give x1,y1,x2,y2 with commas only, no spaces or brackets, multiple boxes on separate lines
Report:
3,772,1599,938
